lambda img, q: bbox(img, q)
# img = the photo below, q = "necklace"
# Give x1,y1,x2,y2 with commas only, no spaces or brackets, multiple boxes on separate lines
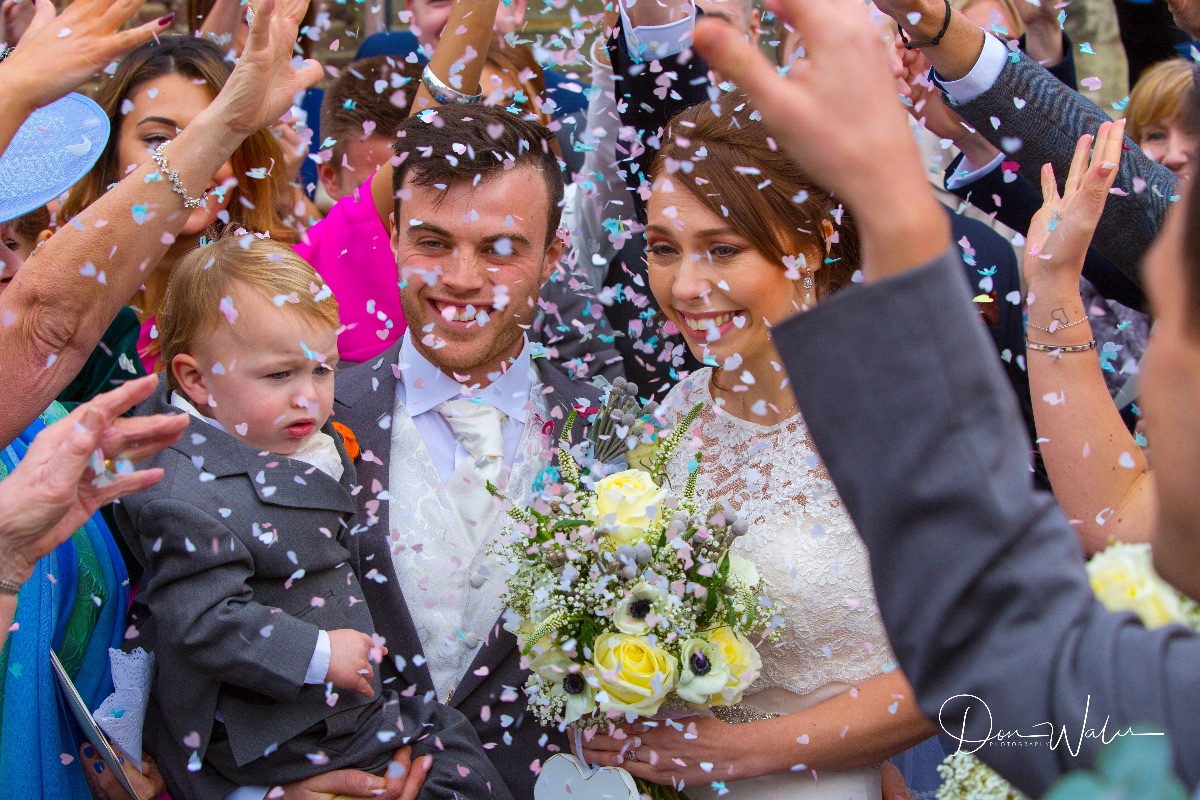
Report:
709,368,798,424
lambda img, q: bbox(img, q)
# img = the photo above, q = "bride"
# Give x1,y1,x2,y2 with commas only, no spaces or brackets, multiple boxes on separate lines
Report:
583,93,937,798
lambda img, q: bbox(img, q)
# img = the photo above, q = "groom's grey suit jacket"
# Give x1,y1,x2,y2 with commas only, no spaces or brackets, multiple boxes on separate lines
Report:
774,249,1200,796
944,43,1177,285
333,341,604,799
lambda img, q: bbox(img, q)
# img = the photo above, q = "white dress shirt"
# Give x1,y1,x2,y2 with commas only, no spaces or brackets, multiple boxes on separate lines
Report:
938,32,1009,106
395,330,537,483
619,0,697,60
936,33,1010,188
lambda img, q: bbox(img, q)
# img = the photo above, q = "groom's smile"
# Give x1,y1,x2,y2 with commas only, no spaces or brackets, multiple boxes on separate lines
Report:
392,166,564,388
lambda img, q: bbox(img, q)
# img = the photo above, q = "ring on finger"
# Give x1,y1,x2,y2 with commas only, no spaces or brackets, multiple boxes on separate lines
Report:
627,747,639,762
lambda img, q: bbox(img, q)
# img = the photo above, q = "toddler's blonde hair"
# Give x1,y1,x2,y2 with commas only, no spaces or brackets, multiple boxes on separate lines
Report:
157,234,339,393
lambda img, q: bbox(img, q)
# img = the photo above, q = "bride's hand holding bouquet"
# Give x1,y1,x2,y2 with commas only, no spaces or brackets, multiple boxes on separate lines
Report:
490,381,783,799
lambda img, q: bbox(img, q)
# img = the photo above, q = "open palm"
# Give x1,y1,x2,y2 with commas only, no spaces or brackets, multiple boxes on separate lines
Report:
210,0,324,138
1024,120,1125,290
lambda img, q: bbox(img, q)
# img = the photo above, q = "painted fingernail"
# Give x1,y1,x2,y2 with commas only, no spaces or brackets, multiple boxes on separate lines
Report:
82,745,96,758
632,737,642,748
94,760,106,774
614,755,623,765
157,12,175,26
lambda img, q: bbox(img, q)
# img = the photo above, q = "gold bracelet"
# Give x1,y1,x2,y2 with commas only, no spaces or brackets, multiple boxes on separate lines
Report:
1025,338,1096,353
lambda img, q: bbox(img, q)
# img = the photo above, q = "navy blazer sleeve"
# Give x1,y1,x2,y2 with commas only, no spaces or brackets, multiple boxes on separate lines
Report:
773,250,1200,795
944,45,1177,285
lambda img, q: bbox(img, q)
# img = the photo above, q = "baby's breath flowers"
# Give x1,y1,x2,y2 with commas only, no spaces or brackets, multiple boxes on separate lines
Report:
491,384,782,736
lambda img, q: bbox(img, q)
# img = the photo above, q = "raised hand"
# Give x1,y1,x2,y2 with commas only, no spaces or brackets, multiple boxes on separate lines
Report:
1023,120,1124,292
206,0,323,138
693,0,950,279
0,375,187,587
0,0,173,113
325,628,385,698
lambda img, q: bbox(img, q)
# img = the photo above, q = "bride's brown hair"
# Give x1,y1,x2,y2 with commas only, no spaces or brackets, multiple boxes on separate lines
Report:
650,91,860,302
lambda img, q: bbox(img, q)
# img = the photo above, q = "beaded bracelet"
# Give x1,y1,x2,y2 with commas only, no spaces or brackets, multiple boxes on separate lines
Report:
151,142,207,210
0,577,22,596
1026,339,1096,353
1027,316,1088,334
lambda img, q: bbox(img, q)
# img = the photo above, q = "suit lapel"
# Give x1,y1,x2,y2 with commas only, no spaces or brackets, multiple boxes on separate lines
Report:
536,358,603,445
448,614,517,709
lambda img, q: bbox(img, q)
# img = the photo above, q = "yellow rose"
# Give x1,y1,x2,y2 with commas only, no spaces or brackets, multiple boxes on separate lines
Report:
593,632,677,716
588,469,668,546
1086,543,1185,629
627,440,660,473
706,626,762,706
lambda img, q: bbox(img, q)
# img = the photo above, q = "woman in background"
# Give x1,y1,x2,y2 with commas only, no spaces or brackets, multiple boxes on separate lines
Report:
64,36,291,372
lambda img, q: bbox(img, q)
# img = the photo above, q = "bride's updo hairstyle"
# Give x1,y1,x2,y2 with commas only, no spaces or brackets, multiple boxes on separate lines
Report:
649,91,860,303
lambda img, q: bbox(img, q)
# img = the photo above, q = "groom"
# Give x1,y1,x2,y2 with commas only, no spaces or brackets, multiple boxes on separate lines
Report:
332,105,603,798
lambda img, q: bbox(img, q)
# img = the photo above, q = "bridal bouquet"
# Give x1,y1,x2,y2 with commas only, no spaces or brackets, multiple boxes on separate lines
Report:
490,380,782,796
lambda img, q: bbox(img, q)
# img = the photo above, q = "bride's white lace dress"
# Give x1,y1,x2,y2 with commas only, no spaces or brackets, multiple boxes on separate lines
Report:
660,369,895,800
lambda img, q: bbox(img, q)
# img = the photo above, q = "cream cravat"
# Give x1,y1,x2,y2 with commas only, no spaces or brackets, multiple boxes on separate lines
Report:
436,398,506,538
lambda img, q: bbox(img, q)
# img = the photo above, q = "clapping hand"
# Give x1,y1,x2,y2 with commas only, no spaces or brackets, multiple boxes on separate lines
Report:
0,375,187,587
1023,120,1124,292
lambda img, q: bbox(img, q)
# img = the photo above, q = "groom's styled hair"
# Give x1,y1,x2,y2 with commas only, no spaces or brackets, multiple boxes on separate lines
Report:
390,104,565,247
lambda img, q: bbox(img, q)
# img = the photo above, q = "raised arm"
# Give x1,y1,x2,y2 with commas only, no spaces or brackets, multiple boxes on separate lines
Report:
695,1,1200,792
0,0,321,445
369,0,499,226
1022,121,1155,553
874,0,1175,282
0,0,172,156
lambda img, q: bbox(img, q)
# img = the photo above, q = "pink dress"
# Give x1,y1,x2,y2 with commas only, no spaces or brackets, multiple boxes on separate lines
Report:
293,174,407,363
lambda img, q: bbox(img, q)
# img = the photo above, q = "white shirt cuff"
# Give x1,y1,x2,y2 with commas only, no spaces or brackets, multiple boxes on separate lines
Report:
619,1,696,60
225,788,268,800
939,33,1007,105
945,151,1005,190
305,629,331,684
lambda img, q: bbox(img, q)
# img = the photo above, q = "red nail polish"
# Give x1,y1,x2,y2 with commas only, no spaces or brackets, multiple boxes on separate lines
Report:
157,12,175,26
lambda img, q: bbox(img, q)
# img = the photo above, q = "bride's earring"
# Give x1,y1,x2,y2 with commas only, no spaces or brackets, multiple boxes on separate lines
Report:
803,268,813,308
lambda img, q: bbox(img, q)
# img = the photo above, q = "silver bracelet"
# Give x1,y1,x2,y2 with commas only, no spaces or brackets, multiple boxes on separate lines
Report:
421,65,483,105
0,577,22,596
151,142,207,210
1027,316,1088,333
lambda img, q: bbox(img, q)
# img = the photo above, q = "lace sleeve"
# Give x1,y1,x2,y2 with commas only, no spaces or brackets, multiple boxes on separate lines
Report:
659,370,896,697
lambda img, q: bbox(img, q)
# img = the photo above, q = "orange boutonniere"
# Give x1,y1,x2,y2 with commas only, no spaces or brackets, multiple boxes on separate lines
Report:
331,421,360,461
